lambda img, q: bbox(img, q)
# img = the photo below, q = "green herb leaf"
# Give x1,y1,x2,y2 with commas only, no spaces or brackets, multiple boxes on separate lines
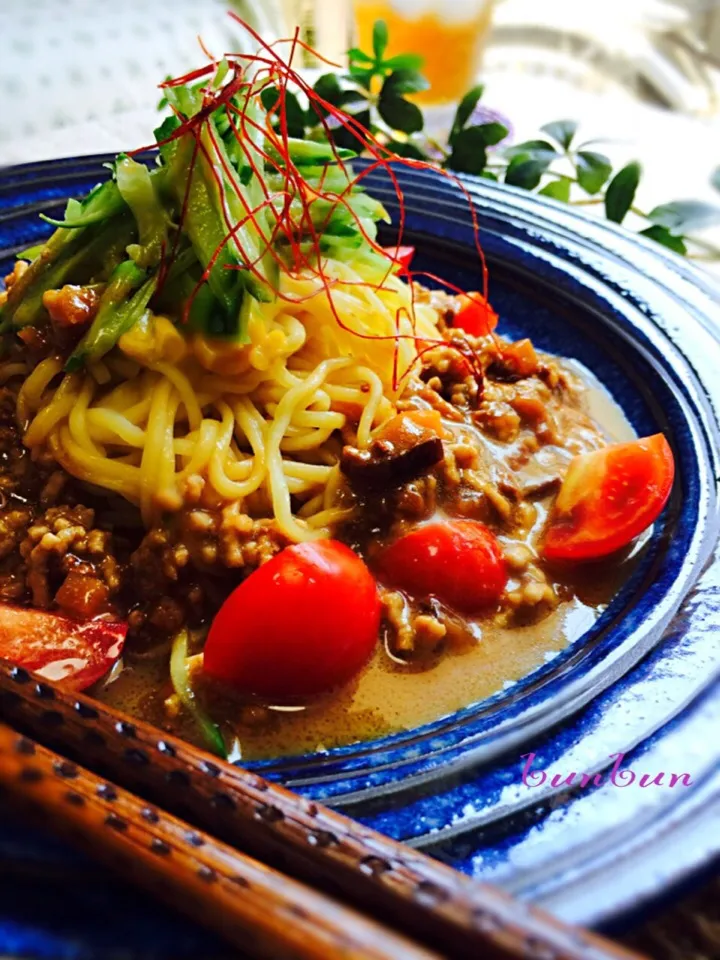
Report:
345,64,375,87
539,179,571,202
450,84,484,143
339,89,369,109
373,19,389,62
447,125,509,175
309,76,367,127
541,119,578,150
480,171,499,181
382,52,425,71
387,139,428,160
260,87,307,137
504,139,558,162
446,122,507,174
378,94,424,134
311,72,347,120
313,72,343,104
474,122,508,147
504,153,554,189
575,151,612,195
605,161,641,224
647,200,720,235
382,69,430,96
640,225,687,255
347,47,374,64
332,108,371,150
260,87,279,113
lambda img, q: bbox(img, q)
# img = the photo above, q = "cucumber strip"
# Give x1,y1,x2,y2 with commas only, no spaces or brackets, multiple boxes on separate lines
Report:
170,629,227,759
1,181,130,323
9,213,137,329
115,156,169,268
66,261,152,371
202,115,277,304
165,134,245,318
270,138,356,166
39,180,126,229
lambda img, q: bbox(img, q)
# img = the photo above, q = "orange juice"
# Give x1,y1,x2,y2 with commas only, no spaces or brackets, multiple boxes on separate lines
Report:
354,0,494,104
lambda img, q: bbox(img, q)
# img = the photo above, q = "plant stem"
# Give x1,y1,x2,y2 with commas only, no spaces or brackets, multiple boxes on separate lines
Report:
685,236,720,259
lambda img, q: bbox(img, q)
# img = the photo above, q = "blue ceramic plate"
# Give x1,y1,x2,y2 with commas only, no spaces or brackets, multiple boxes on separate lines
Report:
0,155,719,959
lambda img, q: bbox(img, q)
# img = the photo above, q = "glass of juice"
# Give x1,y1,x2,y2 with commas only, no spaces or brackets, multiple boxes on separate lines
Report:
353,0,495,105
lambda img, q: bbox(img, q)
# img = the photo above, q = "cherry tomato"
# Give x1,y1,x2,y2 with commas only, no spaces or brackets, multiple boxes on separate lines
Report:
452,293,499,337
376,520,507,614
383,245,415,273
0,605,126,690
204,541,380,700
543,434,675,562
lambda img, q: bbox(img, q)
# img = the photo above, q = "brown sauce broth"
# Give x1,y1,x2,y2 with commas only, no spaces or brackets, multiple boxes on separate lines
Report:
97,362,638,761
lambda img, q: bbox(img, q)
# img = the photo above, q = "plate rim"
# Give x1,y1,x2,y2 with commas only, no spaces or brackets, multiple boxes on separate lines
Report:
0,153,718,944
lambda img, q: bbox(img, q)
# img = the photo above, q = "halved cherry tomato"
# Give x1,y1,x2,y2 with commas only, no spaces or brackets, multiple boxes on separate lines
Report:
204,541,380,700
0,605,126,690
452,293,499,337
543,434,675,562
383,245,415,273
376,520,507,614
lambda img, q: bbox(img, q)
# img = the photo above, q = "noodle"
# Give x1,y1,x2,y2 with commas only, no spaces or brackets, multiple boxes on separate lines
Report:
8,259,441,542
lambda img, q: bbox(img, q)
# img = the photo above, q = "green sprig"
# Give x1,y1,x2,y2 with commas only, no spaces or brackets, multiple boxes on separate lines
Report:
291,20,720,262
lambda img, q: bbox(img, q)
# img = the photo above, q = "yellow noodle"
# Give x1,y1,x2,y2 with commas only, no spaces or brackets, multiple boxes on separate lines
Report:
177,419,219,480
305,506,356,528
266,357,350,540
49,428,141,498
85,409,146,447
282,461,332,482
7,255,445,539
17,356,64,424
0,362,29,384
156,389,182,511
151,361,203,432
207,402,256,500
298,492,324,518
23,372,81,447
139,377,172,524
102,378,145,413
322,464,344,512
68,377,102,455
88,360,111,385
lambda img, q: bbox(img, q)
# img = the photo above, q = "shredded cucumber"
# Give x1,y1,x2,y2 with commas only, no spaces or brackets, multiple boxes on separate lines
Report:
4,61,392,357
170,629,227,759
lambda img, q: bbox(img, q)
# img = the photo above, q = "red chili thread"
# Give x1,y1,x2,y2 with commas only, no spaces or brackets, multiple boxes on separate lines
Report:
139,14,495,391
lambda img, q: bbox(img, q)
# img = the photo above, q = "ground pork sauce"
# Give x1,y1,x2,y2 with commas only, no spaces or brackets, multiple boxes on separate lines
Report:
0,282,636,760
